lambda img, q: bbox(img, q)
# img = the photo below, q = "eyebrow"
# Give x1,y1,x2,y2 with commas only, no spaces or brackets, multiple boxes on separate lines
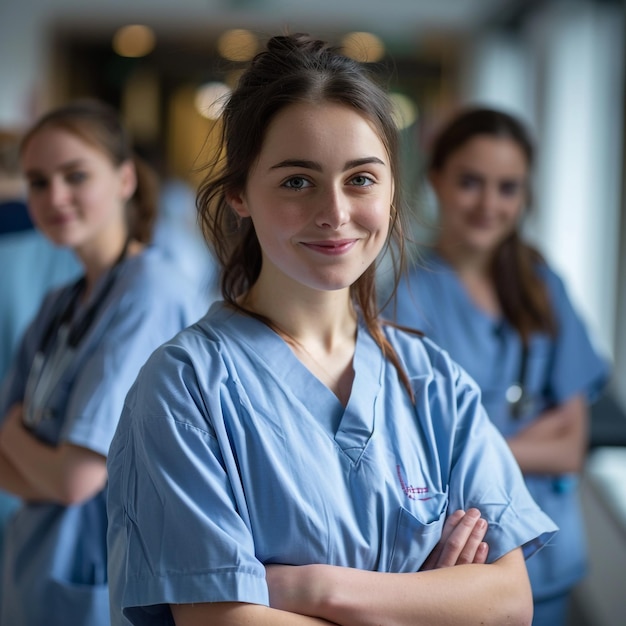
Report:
269,156,386,172
24,158,87,178
458,169,524,184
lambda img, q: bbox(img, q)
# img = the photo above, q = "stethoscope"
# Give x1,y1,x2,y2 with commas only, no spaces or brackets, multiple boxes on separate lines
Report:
22,238,130,428
505,344,533,420
505,342,575,494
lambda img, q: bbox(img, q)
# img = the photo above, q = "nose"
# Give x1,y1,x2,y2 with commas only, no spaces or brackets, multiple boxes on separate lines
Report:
315,187,350,229
48,178,71,208
478,185,500,214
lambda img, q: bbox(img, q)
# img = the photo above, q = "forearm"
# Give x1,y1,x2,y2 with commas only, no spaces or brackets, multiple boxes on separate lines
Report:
507,394,588,474
269,550,531,626
0,448,48,501
508,434,583,474
171,601,337,625
0,419,106,505
1,422,68,501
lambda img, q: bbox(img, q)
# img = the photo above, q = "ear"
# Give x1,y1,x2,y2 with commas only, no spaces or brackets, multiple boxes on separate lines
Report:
119,160,137,202
226,188,251,218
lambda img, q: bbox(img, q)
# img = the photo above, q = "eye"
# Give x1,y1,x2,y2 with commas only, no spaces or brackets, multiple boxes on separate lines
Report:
27,177,48,191
66,171,88,185
349,174,374,187
458,174,481,190
282,176,312,190
500,181,523,197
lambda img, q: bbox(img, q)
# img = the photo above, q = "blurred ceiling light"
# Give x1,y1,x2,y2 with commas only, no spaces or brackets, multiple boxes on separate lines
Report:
341,32,385,63
217,29,258,62
112,25,156,58
195,82,231,120
390,93,418,130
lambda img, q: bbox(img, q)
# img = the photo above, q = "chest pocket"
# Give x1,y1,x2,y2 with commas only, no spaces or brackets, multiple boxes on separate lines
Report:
387,493,447,572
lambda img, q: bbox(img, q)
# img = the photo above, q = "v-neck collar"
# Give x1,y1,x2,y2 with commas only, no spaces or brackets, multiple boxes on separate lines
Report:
209,303,383,462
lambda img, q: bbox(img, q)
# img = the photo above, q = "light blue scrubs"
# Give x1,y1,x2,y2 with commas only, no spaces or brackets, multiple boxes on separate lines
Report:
0,227,80,384
0,224,81,562
386,251,610,610
107,301,557,626
0,247,201,626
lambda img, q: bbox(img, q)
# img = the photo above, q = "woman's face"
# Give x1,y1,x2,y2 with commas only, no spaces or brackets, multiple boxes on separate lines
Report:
21,126,134,254
429,135,529,256
228,101,394,294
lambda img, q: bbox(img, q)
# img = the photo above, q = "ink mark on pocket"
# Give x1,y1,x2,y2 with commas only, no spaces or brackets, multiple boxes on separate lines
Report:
396,464,431,501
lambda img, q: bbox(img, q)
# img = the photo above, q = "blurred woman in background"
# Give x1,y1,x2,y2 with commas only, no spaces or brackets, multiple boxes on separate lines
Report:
0,99,200,625
387,106,611,626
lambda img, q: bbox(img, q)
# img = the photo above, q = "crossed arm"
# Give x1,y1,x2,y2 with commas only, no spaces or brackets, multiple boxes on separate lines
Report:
507,393,588,475
0,403,107,505
171,509,533,626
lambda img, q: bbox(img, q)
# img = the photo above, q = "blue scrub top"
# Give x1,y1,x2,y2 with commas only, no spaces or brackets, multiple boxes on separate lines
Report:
386,251,610,600
0,247,202,626
0,225,80,382
0,218,81,559
107,301,557,626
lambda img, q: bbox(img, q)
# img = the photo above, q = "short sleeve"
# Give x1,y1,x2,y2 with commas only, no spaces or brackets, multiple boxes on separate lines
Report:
542,268,610,405
58,251,197,456
107,343,269,624
60,292,186,456
433,351,559,562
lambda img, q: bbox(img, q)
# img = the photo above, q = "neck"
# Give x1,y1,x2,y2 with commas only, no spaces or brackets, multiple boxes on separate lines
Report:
436,240,502,316
77,233,134,298
242,277,357,406
436,239,493,278
245,286,356,348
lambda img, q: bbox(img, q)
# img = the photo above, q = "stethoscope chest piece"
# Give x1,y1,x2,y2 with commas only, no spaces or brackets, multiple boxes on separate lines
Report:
506,343,534,420
506,381,535,420
505,383,523,405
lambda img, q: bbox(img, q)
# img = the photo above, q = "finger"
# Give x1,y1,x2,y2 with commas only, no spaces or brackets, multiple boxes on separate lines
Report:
421,509,466,570
434,508,483,568
456,517,488,565
438,509,465,545
473,541,489,565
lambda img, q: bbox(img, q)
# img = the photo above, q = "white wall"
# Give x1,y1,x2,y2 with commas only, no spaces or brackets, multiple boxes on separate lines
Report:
531,1,623,365
459,31,535,128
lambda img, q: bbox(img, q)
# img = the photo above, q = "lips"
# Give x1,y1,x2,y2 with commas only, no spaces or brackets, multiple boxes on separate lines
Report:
47,213,75,226
300,239,358,255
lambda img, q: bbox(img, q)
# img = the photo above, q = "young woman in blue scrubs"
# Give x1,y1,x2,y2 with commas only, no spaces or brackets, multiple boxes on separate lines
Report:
107,35,557,626
387,107,610,625
0,100,201,625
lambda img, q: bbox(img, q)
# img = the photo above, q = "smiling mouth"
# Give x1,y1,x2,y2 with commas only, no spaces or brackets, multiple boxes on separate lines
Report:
301,239,358,255
49,213,74,225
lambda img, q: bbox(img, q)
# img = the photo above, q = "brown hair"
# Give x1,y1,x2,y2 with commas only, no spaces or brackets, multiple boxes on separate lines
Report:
430,107,556,343
20,99,158,243
197,33,415,397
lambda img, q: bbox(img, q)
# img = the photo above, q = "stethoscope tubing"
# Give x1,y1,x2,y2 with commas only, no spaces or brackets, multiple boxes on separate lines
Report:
507,343,530,420
22,238,130,428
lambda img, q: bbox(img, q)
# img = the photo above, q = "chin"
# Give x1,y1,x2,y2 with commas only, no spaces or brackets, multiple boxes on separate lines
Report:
305,272,357,293
466,235,505,253
45,231,81,250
